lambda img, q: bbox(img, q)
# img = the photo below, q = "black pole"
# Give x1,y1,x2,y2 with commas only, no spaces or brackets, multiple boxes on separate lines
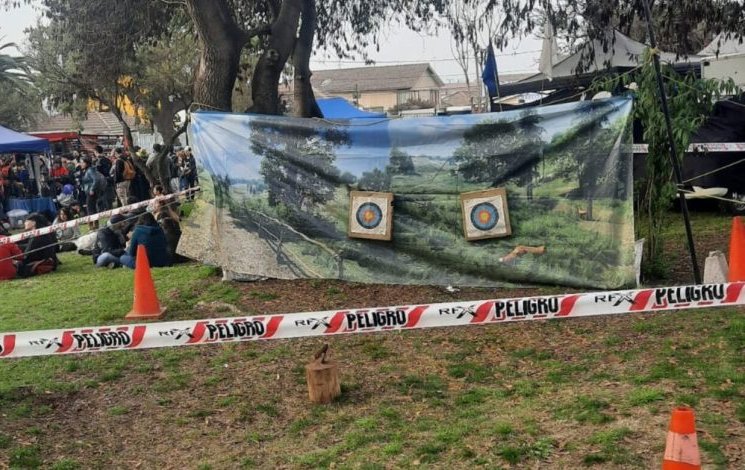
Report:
641,0,702,284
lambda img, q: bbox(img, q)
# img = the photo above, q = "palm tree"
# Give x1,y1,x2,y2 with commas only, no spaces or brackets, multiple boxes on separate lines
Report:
0,41,31,90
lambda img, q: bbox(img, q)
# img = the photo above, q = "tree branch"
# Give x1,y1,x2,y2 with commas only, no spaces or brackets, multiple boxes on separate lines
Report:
237,23,273,45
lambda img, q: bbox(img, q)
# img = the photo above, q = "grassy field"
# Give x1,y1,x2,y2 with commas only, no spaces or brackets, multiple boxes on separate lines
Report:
0,212,743,468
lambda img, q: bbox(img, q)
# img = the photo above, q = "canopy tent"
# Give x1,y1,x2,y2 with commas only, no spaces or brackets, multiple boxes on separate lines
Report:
521,30,702,84
0,124,50,153
317,97,387,119
699,33,745,56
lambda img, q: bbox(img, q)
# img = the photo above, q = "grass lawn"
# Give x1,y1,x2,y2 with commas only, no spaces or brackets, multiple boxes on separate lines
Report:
0,211,743,468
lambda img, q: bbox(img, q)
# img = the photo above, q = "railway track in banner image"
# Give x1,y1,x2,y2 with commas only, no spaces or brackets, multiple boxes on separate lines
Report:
0,211,743,468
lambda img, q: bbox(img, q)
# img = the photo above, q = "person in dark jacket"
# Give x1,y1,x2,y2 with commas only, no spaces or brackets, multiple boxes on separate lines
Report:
119,212,170,269
16,213,59,277
93,214,128,268
94,145,113,211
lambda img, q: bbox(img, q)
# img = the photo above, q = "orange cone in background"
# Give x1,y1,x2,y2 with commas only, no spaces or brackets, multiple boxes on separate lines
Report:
125,245,166,320
728,216,745,281
662,407,701,470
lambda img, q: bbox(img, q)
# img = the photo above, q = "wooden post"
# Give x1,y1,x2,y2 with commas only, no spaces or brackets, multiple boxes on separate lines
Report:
305,344,341,404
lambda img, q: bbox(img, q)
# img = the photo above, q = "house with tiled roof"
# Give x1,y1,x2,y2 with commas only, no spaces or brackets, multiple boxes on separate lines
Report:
309,63,445,113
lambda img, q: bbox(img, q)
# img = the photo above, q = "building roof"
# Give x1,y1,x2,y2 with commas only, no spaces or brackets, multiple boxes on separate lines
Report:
311,63,444,94
699,33,745,56
29,110,138,137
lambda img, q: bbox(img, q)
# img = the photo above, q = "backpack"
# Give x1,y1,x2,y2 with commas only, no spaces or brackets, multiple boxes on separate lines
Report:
122,159,136,180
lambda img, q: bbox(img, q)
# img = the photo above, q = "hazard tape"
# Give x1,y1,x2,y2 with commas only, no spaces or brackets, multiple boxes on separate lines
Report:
633,143,745,154
0,282,742,359
1,187,200,245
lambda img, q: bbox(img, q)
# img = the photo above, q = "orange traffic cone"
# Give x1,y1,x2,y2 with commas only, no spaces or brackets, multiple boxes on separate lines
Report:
662,407,700,470
125,245,166,320
728,216,745,281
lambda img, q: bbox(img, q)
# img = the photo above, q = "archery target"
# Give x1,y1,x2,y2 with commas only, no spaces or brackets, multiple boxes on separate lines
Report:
470,202,500,231
348,191,393,240
460,188,511,240
356,202,384,229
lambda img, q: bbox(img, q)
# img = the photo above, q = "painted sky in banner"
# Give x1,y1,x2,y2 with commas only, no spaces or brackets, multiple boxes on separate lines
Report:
182,97,635,289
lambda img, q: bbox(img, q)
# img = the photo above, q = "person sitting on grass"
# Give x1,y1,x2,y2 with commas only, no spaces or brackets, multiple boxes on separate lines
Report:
53,207,80,252
16,213,59,278
0,236,23,281
119,212,170,269
153,199,188,264
92,214,127,268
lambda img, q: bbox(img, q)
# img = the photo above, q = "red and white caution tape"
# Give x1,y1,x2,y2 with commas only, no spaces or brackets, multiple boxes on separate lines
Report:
0,282,743,359
633,143,745,154
1,187,200,245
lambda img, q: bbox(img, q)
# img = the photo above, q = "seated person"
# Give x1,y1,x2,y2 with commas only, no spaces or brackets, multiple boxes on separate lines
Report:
155,205,188,264
0,236,23,281
93,214,127,268
120,196,146,236
56,184,77,208
120,212,170,269
53,207,80,252
16,213,59,277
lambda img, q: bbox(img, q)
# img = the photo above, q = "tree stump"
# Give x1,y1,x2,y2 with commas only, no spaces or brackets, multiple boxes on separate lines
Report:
305,344,341,404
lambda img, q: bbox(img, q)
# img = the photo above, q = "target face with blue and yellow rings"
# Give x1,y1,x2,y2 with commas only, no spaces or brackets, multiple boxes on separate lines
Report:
355,202,384,230
470,202,500,231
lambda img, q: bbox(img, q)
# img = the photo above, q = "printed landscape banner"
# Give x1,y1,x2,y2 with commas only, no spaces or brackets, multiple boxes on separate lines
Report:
179,97,636,289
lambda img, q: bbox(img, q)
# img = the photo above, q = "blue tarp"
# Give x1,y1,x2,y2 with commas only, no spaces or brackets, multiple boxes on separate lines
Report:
317,97,387,119
0,125,50,153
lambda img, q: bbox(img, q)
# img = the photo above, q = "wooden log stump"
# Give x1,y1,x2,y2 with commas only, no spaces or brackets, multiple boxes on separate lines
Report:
305,344,341,404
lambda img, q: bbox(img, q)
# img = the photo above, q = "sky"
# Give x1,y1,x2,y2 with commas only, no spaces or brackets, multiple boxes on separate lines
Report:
0,3,542,85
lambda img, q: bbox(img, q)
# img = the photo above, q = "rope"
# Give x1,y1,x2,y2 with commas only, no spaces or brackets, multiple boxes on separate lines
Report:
0,197,185,264
681,157,745,184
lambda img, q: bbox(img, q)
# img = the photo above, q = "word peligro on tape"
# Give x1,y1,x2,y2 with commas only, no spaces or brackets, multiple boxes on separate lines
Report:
0,282,742,359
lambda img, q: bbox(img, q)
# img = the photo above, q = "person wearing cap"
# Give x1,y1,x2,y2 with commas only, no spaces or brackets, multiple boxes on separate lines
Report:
92,213,128,268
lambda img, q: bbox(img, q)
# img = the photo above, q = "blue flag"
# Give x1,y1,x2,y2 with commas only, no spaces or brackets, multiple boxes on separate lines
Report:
481,44,500,98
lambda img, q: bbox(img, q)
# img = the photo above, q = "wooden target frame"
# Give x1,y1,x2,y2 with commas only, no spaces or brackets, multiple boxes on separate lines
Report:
460,188,512,241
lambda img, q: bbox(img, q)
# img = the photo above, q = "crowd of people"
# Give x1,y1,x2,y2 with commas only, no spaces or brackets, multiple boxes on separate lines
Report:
0,144,197,281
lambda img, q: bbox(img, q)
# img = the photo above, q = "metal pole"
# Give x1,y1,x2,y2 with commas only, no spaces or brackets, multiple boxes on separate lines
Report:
641,0,702,284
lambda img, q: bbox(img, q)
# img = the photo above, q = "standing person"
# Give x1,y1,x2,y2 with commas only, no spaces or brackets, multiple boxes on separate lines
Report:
131,149,151,202
80,157,104,230
119,212,170,269
182,147,198,199
168,149,180,194
112,148,135,206
94,145,113,212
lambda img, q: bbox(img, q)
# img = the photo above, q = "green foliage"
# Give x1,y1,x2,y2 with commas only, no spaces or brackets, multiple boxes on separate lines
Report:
254,120,346,213
594,52,737,279
0,41,31,90
0,81,42,131
452,110,544,195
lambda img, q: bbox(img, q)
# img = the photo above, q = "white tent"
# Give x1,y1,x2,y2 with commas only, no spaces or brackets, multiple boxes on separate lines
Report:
699,33,745,56
523,30,702,83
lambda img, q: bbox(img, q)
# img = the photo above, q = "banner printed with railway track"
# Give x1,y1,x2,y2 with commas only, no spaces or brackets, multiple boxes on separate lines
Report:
178,97,635,289
0,283,742,359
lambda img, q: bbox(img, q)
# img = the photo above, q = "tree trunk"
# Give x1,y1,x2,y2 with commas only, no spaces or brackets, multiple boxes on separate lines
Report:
250,0,302,115
187,0,246,111
151,96,178,145
292,0,322,118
